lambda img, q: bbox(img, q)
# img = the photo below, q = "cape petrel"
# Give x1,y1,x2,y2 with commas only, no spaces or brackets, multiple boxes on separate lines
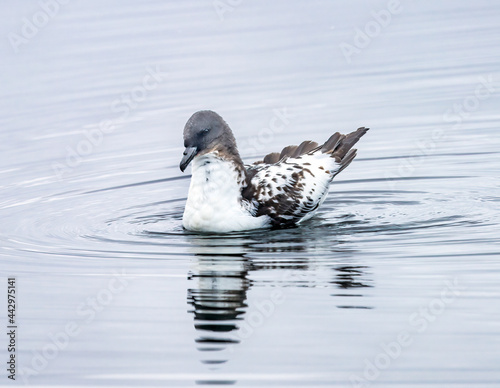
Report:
180,110,368,233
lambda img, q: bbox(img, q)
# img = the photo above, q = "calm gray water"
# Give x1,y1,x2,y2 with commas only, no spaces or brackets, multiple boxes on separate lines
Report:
1,0,500,386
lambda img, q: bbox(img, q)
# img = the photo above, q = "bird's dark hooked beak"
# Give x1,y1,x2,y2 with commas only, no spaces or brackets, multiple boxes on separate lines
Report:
180,147,198,172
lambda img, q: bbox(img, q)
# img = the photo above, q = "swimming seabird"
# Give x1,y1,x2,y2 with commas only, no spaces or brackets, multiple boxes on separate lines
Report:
180,110,368,233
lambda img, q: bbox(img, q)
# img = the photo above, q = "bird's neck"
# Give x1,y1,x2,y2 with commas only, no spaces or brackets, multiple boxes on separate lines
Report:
183,151,266,232
190,151,247,193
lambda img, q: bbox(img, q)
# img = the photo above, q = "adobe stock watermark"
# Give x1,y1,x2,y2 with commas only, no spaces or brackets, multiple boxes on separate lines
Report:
19,269,133,385
51,64,167,181
230,289,285,349
8,0,70,54
385,74,496,189
226,270,311,353
339,0,402,64
213,0,244,22
239,107,294,160
350,278,464,388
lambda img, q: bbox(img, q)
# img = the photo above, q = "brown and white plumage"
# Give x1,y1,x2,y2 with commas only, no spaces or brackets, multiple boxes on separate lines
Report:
179,110,368,233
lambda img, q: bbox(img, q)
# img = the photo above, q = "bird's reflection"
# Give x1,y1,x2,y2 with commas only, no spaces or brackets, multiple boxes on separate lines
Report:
184,226,374,384
332,265,372,290
187,253,250,355
186,236,251,385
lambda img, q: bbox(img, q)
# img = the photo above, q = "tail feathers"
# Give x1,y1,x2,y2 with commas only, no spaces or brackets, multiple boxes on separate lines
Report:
321,127,369,172
259,141,319,164
254,127,369,168
321,133,343,154
262,152,281,164
336,148,357,174
293,140,319,157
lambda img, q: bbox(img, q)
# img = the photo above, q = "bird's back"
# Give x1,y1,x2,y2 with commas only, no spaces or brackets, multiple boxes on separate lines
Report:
243,127,369,227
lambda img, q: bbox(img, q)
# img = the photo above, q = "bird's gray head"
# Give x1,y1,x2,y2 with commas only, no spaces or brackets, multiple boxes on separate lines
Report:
180,110,240,172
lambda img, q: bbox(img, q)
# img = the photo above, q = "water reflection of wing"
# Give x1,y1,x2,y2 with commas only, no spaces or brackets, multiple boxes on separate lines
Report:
331,265,374,310
242,231,374,309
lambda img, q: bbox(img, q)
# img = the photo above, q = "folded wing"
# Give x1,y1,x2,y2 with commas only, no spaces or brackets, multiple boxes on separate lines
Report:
242,127,369,226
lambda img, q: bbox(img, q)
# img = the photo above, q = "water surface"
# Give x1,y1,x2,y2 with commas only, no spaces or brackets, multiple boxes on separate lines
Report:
1,0,499,386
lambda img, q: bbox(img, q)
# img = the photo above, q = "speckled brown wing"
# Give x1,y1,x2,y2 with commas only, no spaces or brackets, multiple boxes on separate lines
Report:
242,127,369,227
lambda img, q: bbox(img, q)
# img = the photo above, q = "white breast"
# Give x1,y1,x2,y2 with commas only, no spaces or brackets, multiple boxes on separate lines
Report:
182,153,269,233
